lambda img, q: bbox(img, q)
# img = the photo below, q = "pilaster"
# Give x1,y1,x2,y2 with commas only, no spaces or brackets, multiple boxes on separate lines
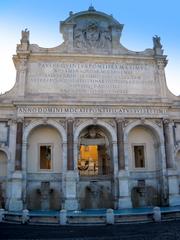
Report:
156,59,168,98
117,171,132,209
8,171,23,211
63,171,79,210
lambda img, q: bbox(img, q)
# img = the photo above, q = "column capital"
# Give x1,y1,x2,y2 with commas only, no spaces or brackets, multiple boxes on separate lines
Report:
163,118,170,125
116,118,129,128
115,117,124,123
66,117,74,123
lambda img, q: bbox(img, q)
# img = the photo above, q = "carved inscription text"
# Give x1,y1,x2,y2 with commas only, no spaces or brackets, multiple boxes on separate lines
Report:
17,106,167,117
27,62,158,97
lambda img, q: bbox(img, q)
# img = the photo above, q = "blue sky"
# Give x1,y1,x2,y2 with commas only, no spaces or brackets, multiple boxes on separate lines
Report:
0,0,179,95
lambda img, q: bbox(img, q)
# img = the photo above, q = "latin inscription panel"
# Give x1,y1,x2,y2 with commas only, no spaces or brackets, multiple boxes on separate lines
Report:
17,106,167,118
26,61,158,97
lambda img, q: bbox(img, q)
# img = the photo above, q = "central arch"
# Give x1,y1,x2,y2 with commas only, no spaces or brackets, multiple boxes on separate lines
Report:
74,119,118,209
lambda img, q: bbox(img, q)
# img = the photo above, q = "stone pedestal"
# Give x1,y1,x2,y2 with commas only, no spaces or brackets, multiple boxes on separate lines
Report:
106,209,114,224
59,210,67,225
153,207,161,222
9,171,23,211
64,171,79,210
22,209,29,224
118,171,132,209
168,170,180,206
0,208,5,222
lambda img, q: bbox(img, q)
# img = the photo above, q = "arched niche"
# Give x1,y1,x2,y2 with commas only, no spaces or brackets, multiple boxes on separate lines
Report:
76,123,116,210
128,125,160,171
77,125,113,177
26,124,64,211
27,125,63,173
126,122,162,208
0,150,8,208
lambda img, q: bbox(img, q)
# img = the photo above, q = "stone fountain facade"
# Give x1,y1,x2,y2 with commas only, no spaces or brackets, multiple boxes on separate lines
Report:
0,7,180,212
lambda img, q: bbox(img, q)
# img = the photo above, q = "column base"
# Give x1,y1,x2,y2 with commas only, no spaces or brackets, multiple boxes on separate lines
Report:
118,171,132,209
8,171,23,211
64,171,79,211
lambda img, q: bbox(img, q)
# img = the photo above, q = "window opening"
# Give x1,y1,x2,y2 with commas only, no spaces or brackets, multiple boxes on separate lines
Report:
78,144,110,176
134,145,145,168
40,145,52,170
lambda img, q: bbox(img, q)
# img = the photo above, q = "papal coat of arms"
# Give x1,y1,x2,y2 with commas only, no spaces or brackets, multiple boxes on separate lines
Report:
74,21,112,50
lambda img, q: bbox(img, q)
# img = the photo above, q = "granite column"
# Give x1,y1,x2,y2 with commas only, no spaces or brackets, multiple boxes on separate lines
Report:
163,119,173,168
116,119,125,170
15,120,23,170
67,118,74,170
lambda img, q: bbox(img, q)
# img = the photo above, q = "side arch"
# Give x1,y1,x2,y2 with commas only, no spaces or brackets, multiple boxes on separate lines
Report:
22,119,67,210
124,119,164,144
23,119,67,144
123,119,167,207
124,119,165,171
0,147,9,209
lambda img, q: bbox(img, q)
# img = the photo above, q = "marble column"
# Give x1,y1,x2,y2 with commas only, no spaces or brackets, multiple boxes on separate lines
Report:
163,119,173,168
116,119,125,170
15,121,23,171
67,118,74,170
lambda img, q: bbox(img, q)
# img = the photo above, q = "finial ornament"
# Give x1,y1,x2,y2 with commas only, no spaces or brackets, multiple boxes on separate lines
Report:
88,1,95,11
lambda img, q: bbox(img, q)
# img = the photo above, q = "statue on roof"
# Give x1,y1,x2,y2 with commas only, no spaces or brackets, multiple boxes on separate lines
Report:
153,35,163,55
17,28,30,51
21,28,29,44
153,35,162,49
